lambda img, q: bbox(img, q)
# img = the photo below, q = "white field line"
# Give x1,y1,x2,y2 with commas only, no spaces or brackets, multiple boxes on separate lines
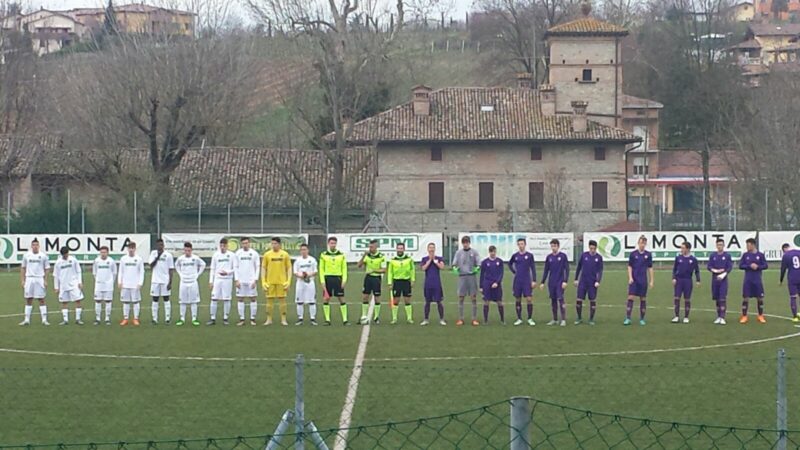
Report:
332,298,375,450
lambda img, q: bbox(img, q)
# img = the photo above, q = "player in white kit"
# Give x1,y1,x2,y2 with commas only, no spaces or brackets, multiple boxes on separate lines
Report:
54,247,84,325
293,243,318,325
234,237,260,326
148,239,175,324
208,238,236,325
175,242,206,326
19,238,50,326
92,246,117,325
117,242,145,326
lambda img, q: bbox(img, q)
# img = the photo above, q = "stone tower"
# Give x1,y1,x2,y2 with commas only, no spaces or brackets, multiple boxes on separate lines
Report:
544,2,628,128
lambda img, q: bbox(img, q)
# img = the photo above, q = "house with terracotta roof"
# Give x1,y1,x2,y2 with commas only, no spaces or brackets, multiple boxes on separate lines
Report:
1,9,87,56
65,3,195,37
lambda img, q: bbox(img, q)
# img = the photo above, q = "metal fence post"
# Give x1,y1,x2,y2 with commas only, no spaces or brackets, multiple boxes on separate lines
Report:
66,189,71,233
266,410,294,450
510,396,532,450
260,190,265,233
295,354,305,450
81,204,85,233
227,204,231,234
765,188,770,231
156,204,161,237
133,191,138,234
777,348,787,450
197,189,202,233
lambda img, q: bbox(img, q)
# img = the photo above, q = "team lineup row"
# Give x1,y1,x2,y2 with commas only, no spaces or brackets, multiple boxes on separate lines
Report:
15,234,800,328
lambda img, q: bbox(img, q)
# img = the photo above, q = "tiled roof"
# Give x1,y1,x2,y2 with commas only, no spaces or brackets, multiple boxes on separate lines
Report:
622,94,663,109
546,18,628,37
748,23,800,37
727,38,762,50
35,147,376,210
340,87,639,144
0,135,61,177
656,149,735,178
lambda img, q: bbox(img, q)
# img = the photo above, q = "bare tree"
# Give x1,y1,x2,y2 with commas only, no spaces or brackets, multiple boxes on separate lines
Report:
599,0,643,26
536,169,574,232
245,0,404,231
47,34,260,191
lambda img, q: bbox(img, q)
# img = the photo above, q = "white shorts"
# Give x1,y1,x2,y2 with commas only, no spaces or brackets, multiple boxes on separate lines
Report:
120,288,142,303
236,281,258,298
150,283,171,297
24,278,46,299
94,291,113,301
179,282,200,304
59,288,84,303
295,280,316,304
212,278,233,301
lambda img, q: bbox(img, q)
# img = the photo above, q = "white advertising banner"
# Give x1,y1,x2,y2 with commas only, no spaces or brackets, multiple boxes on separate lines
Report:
583,231,757,261
161,234,308,258
0,234,150,264
759,231,800,261
457,233,575,261
332,233,444,262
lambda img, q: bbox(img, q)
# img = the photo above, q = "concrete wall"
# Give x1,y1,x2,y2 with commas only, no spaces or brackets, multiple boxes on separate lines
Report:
548,36,623,127
375,142,627,233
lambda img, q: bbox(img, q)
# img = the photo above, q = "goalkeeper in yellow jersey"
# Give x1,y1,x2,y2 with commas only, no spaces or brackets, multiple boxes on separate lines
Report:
320,236,349,326
261,237,293,326
387,242,416,324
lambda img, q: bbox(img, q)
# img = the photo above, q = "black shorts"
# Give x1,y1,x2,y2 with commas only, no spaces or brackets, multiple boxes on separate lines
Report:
363,276,382,296
324,276,345,297
392,279,412,298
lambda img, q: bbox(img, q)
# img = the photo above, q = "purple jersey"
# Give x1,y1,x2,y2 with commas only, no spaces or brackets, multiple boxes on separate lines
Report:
421,256,444,289
542,252,569,286
739,251,768,281
707,252,733,278
575,251,603,284
509,251,536,283
480,257,504,289
780,249,800,285
628,250,653,283
673,255,700,281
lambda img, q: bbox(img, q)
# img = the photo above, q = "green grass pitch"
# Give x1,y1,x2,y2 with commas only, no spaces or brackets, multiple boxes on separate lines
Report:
1,264,800,446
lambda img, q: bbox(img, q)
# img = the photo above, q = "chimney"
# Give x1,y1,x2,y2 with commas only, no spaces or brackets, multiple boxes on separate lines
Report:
539,84,556,116
571,100,588,133
516,72,533,89
411,85,432,116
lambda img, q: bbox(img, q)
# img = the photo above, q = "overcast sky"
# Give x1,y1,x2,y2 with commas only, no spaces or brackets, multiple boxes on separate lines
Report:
31,0,476,19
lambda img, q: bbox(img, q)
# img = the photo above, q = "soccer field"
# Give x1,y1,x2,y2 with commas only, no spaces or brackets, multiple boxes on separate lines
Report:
2,266,800,448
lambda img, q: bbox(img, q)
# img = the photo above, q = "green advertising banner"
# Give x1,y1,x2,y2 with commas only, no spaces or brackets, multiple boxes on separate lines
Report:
0,234,151,264
583,231,756,261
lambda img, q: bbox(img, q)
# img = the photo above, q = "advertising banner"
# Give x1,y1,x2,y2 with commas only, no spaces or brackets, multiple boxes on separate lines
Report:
457,233,575,261
0,234,150,264
583,231,756,261
162,234,308,258
332,233,444,262
759,231,800,261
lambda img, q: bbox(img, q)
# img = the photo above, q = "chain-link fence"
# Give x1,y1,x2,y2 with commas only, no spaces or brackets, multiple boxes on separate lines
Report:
3,351,800,448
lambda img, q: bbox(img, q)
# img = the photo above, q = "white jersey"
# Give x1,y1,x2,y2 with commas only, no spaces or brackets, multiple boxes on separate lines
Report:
293,256,318,281
210,250,236,283
54,256,82,292
234,248,260,283
22,251,50,278
176,254,206,284
117,254,145,289
92,256,117,292
148,250,174,284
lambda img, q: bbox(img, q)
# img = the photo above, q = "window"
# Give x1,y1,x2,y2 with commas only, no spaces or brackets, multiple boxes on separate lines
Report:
530,146,542,161
431,146,442,161
582,69,593,82
428,182,444,209
528,182,544,209
39,39,45,48
633,157,649,176
592,182,608,210
633,125,650,151
594,146,606,161
479,182,494,210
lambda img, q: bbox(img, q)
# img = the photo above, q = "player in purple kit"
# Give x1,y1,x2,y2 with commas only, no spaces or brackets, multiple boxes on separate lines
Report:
420,243,446,326
625,236,654,326
479,246,505,325
540,239,569,327
508,238,537,326
574,240,603,325
671,242,700,324
707,238,733,325
779,243,800,323
739,238,768,324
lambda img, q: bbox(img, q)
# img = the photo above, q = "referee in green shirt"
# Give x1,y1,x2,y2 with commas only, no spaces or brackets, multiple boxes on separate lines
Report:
357,239,386,325
388,242,416,324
